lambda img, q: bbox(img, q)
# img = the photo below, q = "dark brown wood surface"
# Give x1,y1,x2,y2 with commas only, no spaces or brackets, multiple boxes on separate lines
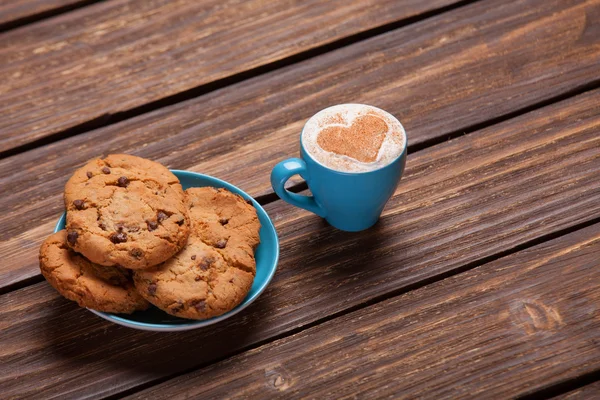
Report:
1,90,598,399
126,223,600,399
2,0,599,154
2,0,600,397
0,0,460,152
2,0,600,291
0,0,88,29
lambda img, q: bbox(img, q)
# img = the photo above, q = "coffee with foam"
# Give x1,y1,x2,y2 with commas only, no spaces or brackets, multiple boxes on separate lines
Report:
302,104,405,173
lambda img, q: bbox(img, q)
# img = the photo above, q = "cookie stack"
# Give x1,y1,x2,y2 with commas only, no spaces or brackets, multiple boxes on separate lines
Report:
39,154,261,320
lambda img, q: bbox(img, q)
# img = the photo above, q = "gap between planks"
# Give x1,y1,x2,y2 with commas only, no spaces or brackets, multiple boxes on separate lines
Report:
106,216,600,400
106,88,600,398
104,86,600,398
518,369,600,400
5,79,599,297
121,223,600,399
257,79,600,202
0,0,108,33
2,88,600,400
551,379,600,399
0,0,482,160
3,0,599,278
2,0,599,394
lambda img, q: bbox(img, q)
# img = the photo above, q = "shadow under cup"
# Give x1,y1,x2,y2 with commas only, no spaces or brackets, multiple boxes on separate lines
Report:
271,120,407,232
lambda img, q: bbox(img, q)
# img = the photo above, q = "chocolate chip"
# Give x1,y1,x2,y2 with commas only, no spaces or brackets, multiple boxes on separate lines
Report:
73,199,85,210
191,255,196,260
130,248,143,258
219,218,229,225
67,231,78,245
86,171,93,179
215,239,228,249
148,283,157,296
101,166,110,174
171,301,184,313
195,276,201,281
229,279,234,283
157,211,168,222
193,300,206,312
175,216,185,226
198,257,213,271
146,220,159,231
117,176,129,187
109,232,127,244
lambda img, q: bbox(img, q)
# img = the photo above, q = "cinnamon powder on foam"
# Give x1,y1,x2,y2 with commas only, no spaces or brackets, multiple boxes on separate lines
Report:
316,113,388,163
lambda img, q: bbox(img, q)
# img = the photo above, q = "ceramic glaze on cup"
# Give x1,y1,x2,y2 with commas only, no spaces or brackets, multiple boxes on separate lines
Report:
271,104,407,232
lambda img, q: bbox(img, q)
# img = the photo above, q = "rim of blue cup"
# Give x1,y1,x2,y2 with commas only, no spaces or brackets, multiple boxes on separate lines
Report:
299,103,408,176
54,170,279,332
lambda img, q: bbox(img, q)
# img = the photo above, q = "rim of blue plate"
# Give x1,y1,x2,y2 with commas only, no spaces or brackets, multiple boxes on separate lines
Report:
54,170,279,332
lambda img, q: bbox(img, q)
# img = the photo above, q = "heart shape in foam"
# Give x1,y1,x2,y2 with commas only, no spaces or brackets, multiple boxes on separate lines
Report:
316,114,388,163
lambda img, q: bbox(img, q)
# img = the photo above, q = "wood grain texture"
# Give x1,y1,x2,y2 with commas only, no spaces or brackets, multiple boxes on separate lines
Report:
3,0,599,154
126,224,600,400
558,381,600,399
0,0,460,151
1,89,599,399
0,0,87,28
2,0,600,289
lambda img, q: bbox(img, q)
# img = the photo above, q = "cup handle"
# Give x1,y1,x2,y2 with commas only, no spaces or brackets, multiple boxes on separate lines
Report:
271,158,326,217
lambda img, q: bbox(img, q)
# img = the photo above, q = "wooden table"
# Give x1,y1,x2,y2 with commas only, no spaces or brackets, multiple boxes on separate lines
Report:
1,0,599,398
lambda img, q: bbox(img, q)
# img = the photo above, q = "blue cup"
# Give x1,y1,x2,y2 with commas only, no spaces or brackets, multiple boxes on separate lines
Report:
271,104,407,232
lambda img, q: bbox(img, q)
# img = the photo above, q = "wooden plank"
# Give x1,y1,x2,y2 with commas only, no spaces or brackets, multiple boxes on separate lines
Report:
0,0,89,29
559,382,600,399
1,89,599,399
3,0,599,155
0,0,460,152
2,0,600,290
125,224,600,400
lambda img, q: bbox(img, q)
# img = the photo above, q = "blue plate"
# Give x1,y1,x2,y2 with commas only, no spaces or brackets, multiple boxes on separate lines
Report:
54,170,279,332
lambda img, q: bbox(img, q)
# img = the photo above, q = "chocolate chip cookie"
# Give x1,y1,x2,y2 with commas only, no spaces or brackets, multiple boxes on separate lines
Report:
64,154,190,269
134,187,261,319
39,231,150,314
